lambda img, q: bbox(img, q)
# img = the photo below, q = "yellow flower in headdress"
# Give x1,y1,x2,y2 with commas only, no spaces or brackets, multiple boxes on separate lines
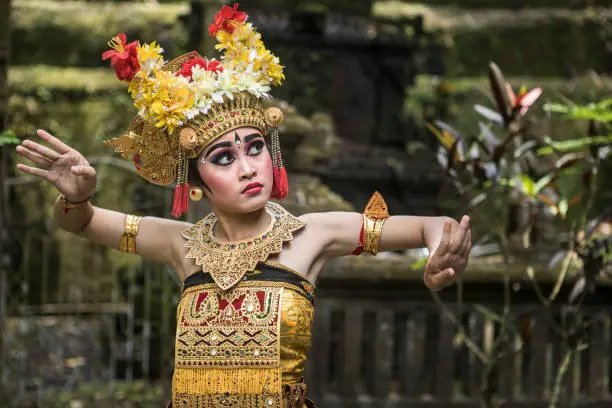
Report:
137,42,164,74
102,3,284,133
137,70,195,131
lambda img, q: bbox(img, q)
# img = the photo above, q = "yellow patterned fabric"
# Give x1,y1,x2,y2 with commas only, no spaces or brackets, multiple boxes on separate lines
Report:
172,263,315,408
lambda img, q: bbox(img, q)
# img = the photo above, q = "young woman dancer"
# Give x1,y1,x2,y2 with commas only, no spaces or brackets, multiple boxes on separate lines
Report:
15,4,471,407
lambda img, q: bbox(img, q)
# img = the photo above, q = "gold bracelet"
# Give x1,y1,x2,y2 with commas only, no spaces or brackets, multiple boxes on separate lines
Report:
362,214,387,255
57,193,93,213
360,191,389,255
120,214,143,253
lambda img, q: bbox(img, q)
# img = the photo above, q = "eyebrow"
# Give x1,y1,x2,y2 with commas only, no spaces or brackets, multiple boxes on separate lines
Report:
244,133,263,144
204,141,233,158
204,133,264,158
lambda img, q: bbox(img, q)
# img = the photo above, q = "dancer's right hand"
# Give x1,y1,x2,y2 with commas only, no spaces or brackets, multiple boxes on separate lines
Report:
16,129,97,202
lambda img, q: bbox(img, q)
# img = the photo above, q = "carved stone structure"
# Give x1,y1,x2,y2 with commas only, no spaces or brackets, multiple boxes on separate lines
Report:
180,6,446,215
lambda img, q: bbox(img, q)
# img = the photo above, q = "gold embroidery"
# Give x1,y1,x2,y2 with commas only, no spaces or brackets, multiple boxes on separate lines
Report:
176,286,283,368
173,283,286,407
182,202,307,291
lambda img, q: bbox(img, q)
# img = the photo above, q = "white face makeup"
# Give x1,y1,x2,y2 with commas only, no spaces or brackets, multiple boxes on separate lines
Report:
196,127,273,214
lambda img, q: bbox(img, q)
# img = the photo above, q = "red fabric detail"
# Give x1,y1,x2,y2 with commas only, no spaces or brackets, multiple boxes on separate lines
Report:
232,296,243,310
256,291,266,311
271,162,288,200
171,183,189,218
351,219,365,255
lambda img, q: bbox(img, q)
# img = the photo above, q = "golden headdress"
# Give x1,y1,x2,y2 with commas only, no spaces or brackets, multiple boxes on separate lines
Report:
103,3,288,217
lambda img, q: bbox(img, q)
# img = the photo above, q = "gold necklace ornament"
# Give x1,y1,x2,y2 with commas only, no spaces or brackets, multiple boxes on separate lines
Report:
182,202,306,291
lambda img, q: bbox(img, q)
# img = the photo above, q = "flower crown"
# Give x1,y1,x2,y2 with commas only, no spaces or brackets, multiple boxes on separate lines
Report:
103,3,289,217
103,2,284,134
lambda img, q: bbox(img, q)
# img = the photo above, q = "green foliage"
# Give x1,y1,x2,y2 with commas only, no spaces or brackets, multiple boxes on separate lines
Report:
545,99,612,122
408,74,612,145
427,61,612,408
0,129,19,145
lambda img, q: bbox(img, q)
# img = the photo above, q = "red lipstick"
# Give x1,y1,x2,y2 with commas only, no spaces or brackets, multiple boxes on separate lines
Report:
242,182,263,195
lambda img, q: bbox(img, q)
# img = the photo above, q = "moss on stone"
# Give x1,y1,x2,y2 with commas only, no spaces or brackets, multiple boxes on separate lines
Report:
374,2,611,76
11,0,188,66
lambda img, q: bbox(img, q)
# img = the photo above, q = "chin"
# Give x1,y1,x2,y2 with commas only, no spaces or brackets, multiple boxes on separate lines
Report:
220,190,270,214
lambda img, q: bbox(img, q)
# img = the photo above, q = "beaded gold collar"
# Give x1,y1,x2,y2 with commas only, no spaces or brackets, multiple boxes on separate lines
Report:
182,202,307,291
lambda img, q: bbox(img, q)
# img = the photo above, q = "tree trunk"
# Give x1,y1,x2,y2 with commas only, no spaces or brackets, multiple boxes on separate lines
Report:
0,0,11,402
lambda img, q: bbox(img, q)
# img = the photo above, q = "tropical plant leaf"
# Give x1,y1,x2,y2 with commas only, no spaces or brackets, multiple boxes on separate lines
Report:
533,173,555,195
514,140,537,160
516,174,536,196
544,99,612,122
478,122,499,153
568,276,586,304
474,104,504,124
555,153,592,171
488,62,511,122
548,250,568,269
537,134,612,155
469,192,487,207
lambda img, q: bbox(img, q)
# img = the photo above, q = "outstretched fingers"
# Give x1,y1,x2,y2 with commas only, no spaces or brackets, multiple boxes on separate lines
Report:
16,163,50,180
37,129,71,154
22,139,60,162
16,145,53,168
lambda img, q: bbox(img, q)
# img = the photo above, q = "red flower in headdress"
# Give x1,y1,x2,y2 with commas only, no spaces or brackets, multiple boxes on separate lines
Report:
208,3,247,36
178,58,224,80
102,33,140,82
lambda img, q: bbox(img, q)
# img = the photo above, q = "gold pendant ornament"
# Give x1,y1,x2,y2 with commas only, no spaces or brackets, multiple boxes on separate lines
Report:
188,186,203,201
182,202,307,291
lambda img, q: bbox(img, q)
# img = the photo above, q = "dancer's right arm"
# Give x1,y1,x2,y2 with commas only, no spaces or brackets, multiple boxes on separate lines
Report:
16,129,188,270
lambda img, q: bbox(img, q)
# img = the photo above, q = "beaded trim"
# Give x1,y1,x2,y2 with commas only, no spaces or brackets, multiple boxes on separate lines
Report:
182,202,307,291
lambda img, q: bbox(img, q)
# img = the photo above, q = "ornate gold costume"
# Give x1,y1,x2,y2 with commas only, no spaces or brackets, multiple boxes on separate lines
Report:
172,260,316,408
167,202,315,408
182,202,307,291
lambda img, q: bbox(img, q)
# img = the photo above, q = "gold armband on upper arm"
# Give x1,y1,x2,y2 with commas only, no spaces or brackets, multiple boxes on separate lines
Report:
355,191,389,255
120,214,143,253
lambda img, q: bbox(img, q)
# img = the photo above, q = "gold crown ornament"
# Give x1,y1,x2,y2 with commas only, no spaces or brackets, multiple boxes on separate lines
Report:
103,3,289,217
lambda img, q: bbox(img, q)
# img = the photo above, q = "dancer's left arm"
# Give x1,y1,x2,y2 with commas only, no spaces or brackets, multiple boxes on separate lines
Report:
312,212,471,291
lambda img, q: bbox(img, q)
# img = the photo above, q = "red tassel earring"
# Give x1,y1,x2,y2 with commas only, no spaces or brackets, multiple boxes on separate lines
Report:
265,107,288,200
171,151,189,218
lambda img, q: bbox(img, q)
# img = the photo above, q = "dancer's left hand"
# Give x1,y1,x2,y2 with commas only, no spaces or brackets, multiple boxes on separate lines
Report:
424,216,471,291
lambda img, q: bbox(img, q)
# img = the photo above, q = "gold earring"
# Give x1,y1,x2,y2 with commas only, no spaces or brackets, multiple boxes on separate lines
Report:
189,186,203,201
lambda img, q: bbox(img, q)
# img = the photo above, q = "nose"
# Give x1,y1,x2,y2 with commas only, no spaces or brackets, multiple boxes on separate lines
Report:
237,156,256,180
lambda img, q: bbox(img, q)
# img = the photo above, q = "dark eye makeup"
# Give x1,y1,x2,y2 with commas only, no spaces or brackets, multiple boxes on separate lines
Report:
209,138,265,166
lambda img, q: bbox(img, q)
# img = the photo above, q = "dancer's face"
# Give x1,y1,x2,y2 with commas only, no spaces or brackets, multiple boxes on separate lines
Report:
197,127,273,213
